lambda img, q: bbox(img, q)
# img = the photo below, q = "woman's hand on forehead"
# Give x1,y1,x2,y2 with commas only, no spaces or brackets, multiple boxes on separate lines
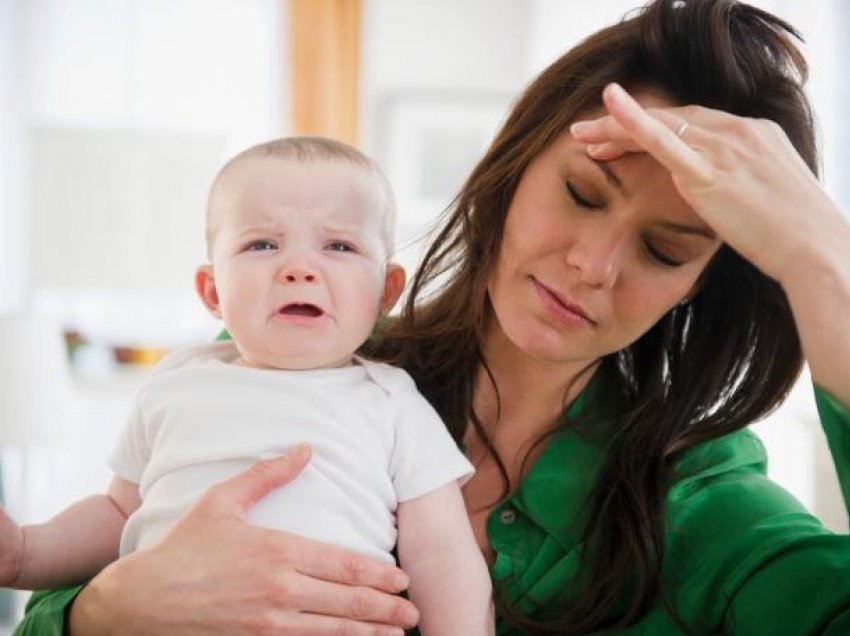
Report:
568,83,847,284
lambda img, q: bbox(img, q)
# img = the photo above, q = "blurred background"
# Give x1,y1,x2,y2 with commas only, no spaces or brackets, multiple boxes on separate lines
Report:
0,0,848,628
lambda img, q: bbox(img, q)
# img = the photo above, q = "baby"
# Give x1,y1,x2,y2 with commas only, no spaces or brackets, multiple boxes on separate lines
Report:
0,137,493,634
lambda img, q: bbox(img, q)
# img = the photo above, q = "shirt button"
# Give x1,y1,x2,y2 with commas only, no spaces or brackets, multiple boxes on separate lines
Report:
499,508,517,525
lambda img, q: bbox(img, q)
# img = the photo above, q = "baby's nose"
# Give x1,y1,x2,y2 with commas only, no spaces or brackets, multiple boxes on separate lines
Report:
279,266,317,283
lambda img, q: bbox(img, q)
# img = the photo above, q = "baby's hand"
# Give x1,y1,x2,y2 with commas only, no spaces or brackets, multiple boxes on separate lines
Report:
0,505,23,587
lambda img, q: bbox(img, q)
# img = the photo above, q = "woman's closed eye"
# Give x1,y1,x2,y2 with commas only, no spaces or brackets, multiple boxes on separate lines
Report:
566,178,688,267
565,180,605,210
566,177,694,267
644,241,684,268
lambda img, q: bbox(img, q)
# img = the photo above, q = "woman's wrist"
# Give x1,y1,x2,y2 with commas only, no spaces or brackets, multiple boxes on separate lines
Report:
779,214,850,406
65,553,142,636
778,219,850,315
773,201,850,289
66,576,111,636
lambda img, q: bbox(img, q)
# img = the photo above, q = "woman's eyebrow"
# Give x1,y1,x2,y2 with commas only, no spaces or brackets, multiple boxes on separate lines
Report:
655,220,717,240
592,159,628,195
586,156,716,240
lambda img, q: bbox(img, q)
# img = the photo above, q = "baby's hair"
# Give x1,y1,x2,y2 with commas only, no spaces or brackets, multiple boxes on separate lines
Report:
205,136,397,257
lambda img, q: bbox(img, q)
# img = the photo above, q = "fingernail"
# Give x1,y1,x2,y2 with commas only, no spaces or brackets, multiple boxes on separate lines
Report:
287,443,310,458
259,444,309,460
607,82,636,106
606,82,625,98
570,121,588,135
394,571,410,590
402,606,420,626
389,629,405,636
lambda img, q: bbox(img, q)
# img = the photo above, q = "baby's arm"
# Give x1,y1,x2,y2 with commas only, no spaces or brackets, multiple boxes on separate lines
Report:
0,475,139,590
397,482,494,635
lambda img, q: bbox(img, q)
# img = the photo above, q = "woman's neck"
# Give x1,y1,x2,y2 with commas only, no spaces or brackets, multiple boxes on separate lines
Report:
473,319,599,441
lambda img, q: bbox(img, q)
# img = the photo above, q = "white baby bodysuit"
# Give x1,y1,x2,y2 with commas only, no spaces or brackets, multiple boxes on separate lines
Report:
109,341,473,562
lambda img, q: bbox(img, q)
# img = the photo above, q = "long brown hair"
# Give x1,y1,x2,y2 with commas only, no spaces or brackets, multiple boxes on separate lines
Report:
366,0,816,632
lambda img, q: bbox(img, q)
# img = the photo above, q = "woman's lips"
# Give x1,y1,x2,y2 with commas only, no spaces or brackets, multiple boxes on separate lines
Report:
532,278,595,326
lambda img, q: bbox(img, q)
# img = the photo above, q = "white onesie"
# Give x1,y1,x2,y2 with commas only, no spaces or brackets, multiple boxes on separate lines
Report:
109,341,473,562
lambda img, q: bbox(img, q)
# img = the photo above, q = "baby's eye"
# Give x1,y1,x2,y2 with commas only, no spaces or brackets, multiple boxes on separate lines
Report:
245,240,277,252
325,241,357,253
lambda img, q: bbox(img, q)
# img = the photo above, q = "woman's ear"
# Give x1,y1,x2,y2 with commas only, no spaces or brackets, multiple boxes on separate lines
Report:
195,265,223,319
379,263,406,314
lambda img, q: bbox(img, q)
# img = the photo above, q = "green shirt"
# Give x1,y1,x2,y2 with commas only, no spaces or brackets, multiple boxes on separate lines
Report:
486,386,850,634
14,387,850,635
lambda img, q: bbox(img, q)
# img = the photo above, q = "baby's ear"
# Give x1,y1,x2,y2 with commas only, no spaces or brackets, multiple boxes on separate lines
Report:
379,263,406,314
195,265,223,319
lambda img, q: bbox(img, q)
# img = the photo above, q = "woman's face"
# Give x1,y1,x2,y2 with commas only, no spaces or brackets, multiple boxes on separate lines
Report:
487,95,722,367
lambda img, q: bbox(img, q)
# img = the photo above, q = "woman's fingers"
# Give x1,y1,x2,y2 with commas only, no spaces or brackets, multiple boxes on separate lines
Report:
91,521,418,634
570,105,687,161
598,83,713,184
262,528,410,593
284,613,408,636
236,535,418,629
191,452,413,594
202,444,312,518
569,110,632,144
584,141,634,162
570,85,729,170
308,543,411,593
287,571,419,627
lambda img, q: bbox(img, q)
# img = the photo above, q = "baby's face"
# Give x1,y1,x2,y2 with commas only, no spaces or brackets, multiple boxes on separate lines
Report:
200,157,398,369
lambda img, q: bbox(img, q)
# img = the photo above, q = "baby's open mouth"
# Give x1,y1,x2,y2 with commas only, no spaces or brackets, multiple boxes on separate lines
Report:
278,303,324,317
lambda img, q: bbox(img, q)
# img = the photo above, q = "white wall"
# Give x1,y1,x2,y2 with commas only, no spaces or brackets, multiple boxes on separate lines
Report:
363,0,529,93
0,0,30,314
527,0,639,75
360,0,532,276
2,0,287,348
26,0,285,148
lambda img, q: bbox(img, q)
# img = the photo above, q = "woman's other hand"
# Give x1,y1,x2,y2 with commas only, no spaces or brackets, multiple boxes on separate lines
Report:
569,82,850,285
68,444,419,635
0,505,23,587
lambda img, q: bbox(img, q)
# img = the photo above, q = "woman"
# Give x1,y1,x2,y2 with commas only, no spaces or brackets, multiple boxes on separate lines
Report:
17,0,850,633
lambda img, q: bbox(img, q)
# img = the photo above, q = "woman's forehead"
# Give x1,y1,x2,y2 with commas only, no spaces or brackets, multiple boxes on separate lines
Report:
543,131,709,229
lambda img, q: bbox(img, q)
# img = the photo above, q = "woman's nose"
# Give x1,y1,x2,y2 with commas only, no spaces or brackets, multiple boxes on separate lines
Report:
565,226,627,289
